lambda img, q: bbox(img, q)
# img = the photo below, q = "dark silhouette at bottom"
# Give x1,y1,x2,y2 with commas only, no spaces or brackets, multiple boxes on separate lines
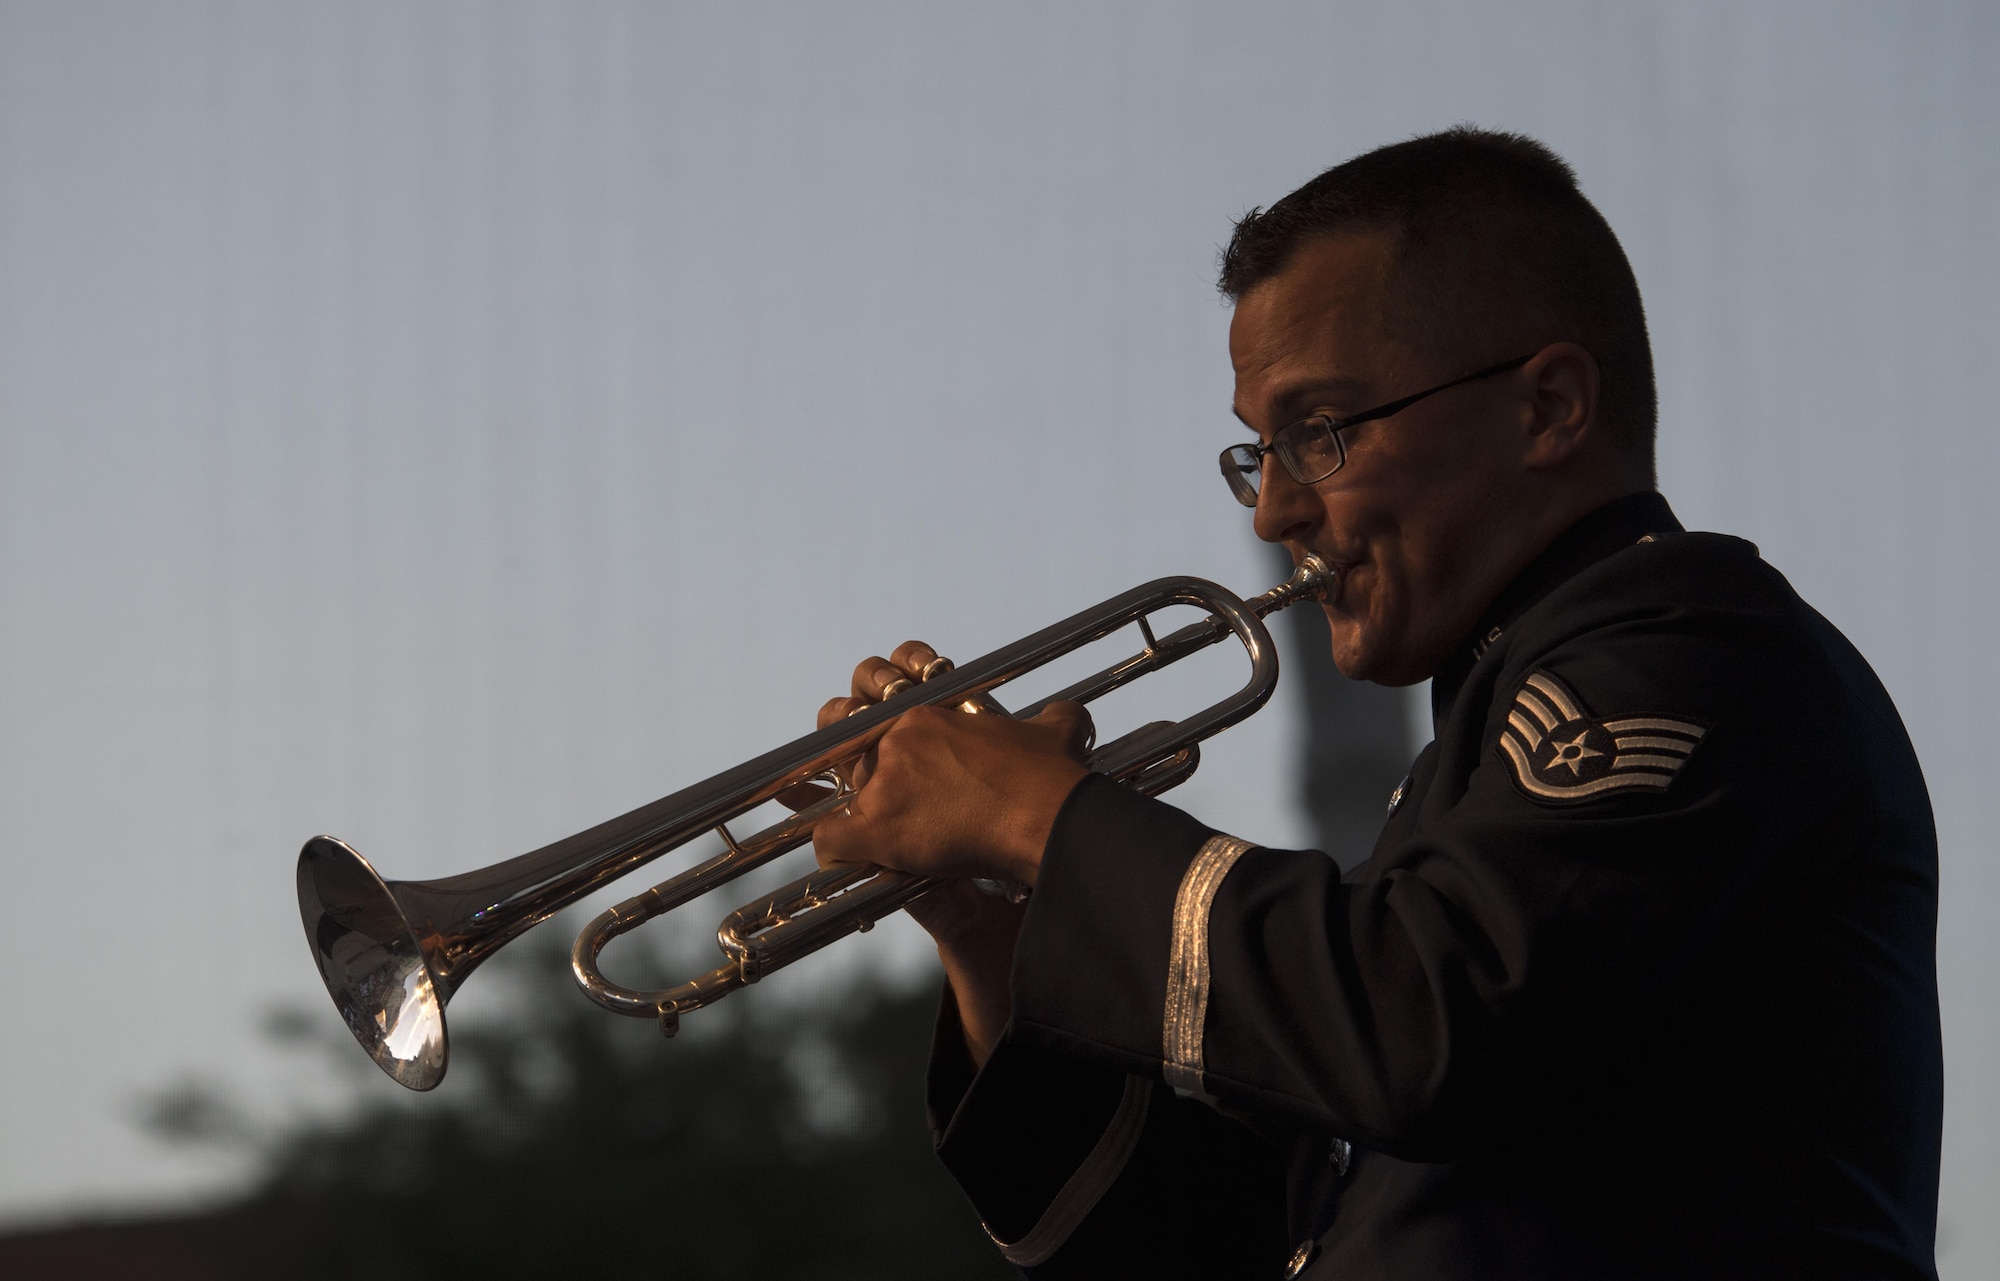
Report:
4,934,1014,1280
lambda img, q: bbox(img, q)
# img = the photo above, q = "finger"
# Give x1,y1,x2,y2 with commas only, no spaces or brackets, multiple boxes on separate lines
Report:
811,805,866,868
824,695,884,790
849,656,887,699
811,811,846,866
843,751,874,792
817,695,868,732
1034,699,1097,757
890,640,942,681
852,656,914,701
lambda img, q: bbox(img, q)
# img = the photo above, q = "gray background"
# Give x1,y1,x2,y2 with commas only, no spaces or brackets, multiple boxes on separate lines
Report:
0,2,1993,1273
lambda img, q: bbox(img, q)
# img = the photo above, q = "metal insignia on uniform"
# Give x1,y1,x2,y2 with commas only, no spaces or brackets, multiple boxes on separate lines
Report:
1497,671,1707,804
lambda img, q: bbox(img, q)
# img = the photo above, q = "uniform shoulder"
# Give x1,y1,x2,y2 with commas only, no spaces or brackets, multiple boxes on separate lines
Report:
1510,529,1811,652
1594,527,1783,594
1482,529,1890,792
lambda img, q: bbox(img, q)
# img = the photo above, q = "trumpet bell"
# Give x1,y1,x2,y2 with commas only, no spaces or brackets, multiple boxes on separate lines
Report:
297,836,449,1091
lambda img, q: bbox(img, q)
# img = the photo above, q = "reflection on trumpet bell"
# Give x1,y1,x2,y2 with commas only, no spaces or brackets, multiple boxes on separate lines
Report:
297,836,449,1091
296,553,1335,1090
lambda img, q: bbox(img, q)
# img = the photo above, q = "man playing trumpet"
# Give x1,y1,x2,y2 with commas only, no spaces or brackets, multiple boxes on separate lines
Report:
810,129,1942,1280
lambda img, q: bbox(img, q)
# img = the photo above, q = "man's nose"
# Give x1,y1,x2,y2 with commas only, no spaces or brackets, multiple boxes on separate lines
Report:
1252,459,1321,545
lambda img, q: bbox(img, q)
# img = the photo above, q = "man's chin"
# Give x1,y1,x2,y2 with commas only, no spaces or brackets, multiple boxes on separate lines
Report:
1324,612,1434,686
1322,610,1381,682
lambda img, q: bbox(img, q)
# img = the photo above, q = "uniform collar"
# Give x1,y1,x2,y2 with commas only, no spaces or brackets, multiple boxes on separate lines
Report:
1429,490,1683,726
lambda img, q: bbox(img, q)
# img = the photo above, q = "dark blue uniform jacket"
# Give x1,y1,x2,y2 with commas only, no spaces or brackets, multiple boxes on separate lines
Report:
927,493,1943,1279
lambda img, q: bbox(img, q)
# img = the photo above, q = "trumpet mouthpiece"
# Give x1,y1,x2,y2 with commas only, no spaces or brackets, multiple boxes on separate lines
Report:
1254,551,1339,616
1291,551,1338,601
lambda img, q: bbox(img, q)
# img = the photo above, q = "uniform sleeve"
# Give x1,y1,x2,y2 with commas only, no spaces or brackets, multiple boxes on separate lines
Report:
1004,608,1849,1161
927,981,1289,1276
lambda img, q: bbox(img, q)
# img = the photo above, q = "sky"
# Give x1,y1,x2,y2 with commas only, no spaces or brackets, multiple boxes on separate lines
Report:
0,2,1995,1273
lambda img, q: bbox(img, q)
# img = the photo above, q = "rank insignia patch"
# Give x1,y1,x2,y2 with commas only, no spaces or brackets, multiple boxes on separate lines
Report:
1497,671,1707,804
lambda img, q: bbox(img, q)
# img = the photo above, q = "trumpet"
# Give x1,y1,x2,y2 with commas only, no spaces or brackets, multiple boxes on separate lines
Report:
297,553,1335,1090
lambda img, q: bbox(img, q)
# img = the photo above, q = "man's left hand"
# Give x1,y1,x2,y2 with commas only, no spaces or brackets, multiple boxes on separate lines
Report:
811,658,1093,888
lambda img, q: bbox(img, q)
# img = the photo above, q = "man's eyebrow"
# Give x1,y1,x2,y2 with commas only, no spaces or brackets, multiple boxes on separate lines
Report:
1232,375,1374,431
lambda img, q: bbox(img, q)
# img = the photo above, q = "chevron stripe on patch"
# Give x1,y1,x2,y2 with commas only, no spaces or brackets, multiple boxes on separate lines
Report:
1497,671,1707,804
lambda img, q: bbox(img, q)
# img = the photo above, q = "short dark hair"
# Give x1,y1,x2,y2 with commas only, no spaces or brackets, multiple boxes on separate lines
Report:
1219,127,1657,471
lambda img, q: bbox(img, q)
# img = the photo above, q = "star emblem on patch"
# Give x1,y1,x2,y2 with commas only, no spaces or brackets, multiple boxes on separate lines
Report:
1497,671,1707,804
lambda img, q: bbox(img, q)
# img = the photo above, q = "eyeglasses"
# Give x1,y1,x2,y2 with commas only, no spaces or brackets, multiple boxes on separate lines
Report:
1218,354,1534,507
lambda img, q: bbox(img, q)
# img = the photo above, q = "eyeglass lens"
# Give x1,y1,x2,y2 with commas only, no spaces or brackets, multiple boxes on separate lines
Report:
1221,445,1263,506
1218,419,1346,507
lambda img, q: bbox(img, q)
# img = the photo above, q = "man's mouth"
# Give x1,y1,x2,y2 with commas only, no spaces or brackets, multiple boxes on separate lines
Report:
1304,550,1360,608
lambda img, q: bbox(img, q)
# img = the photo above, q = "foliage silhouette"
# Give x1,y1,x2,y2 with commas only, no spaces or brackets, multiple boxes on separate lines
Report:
142,933,1018,1281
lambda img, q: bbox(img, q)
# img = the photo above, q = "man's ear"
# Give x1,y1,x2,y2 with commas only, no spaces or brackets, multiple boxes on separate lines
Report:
1519,342,1601,471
